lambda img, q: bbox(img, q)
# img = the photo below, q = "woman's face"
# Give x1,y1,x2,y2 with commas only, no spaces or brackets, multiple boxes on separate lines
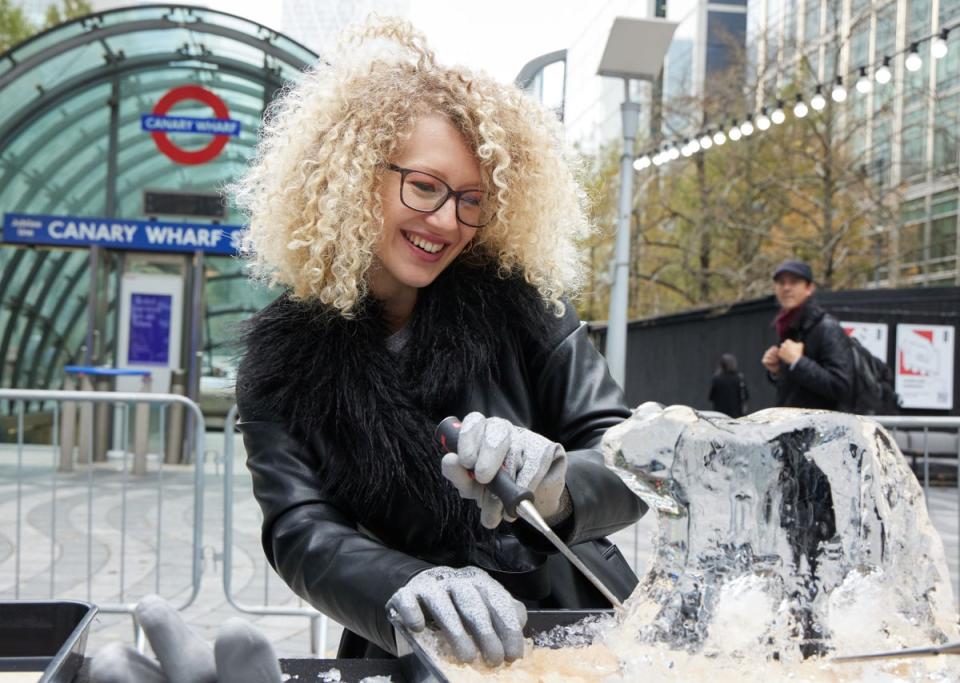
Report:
370,114,481,304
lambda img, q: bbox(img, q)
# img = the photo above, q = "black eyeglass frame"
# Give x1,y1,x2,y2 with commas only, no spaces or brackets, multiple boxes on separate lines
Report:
386,163,492,228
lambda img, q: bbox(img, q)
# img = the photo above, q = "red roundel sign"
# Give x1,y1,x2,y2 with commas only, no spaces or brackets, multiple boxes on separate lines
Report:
147,86,234,165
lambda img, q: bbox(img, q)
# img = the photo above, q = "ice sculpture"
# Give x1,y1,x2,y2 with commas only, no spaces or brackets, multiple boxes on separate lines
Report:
603,404,958,662
412,405,960,680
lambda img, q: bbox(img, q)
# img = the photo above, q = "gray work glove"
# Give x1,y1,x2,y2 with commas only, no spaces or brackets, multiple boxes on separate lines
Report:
441,412,568,528
90,595,282,683
387,565,527,666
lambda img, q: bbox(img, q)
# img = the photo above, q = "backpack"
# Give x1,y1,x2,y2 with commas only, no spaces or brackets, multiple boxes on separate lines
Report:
846,335,900,415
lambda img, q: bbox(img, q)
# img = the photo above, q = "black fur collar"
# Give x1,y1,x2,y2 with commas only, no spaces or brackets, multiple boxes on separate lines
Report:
238,260,551,549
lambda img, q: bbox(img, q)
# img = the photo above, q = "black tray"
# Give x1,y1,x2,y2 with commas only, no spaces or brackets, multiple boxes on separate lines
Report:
73,657,406,683
0,600,98,683
395,608,614,683
280,658,406,681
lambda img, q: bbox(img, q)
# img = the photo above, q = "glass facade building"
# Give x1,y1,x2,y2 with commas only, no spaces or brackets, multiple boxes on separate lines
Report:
747,0,960,287
663,0,747,104
0,5,316,398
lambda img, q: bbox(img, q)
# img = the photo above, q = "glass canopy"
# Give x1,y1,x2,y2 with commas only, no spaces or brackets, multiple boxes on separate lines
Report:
0,5,317,401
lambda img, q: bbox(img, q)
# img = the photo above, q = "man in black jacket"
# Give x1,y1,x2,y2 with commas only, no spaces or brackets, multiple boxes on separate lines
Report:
761,260,853,410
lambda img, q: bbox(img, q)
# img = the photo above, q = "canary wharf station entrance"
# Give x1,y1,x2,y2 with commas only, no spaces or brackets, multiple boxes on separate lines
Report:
0,5,317,438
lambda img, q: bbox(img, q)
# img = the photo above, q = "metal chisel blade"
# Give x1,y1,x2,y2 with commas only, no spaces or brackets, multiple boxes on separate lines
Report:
833,641,960,663
514,500,624,610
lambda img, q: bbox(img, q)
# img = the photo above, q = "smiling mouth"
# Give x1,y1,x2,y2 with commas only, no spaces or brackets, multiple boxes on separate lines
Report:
403,231,445,254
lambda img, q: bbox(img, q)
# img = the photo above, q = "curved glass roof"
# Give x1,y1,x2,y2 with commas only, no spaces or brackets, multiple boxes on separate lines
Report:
0,5,317,397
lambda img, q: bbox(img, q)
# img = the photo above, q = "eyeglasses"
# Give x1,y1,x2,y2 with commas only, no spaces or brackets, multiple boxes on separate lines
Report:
387,164,493,228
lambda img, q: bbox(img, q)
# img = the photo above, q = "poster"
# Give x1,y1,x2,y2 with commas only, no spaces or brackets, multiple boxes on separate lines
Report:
840,321,888,362
127,293,172,365
895,324,954,410
116,273,182,394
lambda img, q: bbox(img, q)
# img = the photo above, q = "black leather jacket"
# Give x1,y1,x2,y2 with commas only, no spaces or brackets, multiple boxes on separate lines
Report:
770,302,853,410
236,277,646,658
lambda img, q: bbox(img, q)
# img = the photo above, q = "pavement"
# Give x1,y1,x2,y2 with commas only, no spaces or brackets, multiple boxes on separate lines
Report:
0,430,958,661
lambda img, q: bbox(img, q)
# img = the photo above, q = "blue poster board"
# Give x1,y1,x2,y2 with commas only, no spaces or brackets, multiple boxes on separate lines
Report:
128,293,172,365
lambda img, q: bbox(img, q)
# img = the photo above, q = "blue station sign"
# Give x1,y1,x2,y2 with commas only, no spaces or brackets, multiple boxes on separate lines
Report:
2,212,244,255
141,115,241,137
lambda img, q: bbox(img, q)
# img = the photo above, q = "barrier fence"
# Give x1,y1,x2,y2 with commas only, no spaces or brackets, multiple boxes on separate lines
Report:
2,391,958,650
876,415,960,594
0,389,206,626
221,403,328,655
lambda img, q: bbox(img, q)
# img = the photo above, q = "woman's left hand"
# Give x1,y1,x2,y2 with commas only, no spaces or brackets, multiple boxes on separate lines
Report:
441,412,567,529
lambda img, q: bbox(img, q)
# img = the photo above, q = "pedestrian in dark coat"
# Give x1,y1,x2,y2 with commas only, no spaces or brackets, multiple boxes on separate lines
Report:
231,18,645,667
709,353,748,417
761,260,853,410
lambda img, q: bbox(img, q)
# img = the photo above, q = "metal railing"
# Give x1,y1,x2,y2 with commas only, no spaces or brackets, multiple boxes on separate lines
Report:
221,404,329,655
0,389,206,622
873,416,960,486
874,415,960,581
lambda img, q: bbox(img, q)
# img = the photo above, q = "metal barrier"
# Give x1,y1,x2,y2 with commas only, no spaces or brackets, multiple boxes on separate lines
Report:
0,389,206,629
874,416,960,487
221,404,329,655
874,416,960,581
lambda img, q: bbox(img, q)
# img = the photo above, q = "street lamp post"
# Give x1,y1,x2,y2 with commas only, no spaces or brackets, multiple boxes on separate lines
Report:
597,17,677,388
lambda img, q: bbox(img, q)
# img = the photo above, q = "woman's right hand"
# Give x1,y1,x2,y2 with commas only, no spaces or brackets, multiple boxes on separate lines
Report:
386,565,527,666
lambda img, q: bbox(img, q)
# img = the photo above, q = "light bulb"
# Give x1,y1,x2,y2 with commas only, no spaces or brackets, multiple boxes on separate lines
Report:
699,134,713,149
668,146,680,161
729,125,742,141
831,78,847,103
689,138,701,154
740,118,754,136
756,112,771,130
771,104,786,124
855,67,872,94
810,88,827,111
794,97,809,118
932,31,949,59
875,57,892,84
634,155,651,170
681,141,694,157
653,153,664,166
905,44,922,72
713,130,726,145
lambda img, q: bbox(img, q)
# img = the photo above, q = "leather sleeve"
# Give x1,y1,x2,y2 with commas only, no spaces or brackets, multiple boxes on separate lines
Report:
238,415,432,655
788,317,854,406
517,304,647,548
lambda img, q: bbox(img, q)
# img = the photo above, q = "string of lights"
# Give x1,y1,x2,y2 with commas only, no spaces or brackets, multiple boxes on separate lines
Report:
633,21,959,172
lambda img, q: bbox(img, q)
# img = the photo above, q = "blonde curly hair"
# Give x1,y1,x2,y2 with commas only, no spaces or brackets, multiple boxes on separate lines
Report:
232,17,592,316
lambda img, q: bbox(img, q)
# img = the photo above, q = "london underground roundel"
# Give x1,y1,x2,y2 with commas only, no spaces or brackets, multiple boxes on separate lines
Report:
141,86,242,165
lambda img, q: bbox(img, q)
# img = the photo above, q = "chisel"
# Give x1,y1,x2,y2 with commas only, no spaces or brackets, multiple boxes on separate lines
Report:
833,641,960,663
435,416,624,610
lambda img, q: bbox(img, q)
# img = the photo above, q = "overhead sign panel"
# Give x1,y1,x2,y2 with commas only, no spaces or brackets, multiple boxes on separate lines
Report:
2,212,244,255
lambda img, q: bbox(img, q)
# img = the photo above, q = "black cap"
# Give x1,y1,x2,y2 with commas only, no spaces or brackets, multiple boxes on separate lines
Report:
772,259,813,283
